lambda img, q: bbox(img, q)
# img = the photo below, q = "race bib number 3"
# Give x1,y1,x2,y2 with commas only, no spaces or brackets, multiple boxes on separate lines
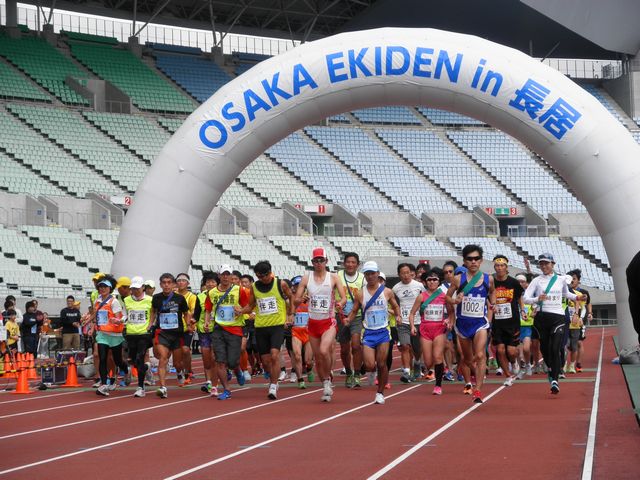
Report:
257,296,278,315
96,310,108,326
128,310,146,325
309,295,331,315
159,312,179,330
494,303,512,320
294,312,309,327
216,305,235,323
461,296,485,318
366,310,387,329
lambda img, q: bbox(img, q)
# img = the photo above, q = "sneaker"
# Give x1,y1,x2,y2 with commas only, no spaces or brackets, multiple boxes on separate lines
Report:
495,367,503,376
210,386,219,397
323,379,333,398
290,372,298,383
243,371,252,382
107,378,117,391
472,389,483,404
227,370,233,381
169,367,176,373
443,371,454,382
345,374,354,389
339,367,347,375
412,369,422,382
567,364,577,374
385,383,391,390
432,386,442,396
134,387,145,398
218,389,232,400
268,383,278,400
321,393,332,402
374,393,385,404
183,375,192,386
307,371,315,382
424,371,435,382
575,363,583,373
96,384,110,397
92,379,101,388
488,357,498,370
298,381,306,389
236,370,246,386
503,376,515,387
368,372,376,386
559,371,566,379
156,386,168,399
278,370,286,382
463,383,473,395
201,381,212,394
512,362,520,376
516,369,526,380
526,364,533,376
353,376,362,389
550,381,560,395
400,372,411,384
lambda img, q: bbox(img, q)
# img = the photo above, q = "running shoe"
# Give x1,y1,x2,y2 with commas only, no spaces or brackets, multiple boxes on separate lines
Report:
385,383,391,390
525,363,533,376
424,371,435,382
92,379,101,388
400,372,411,384
567,364,577,374
503,376,515,387
236,370,246,386
218,389,232,400
575,363,583,373
268,383,278,400
353,376,362,389
210,386,219,397
550,381,560,395
169,367,176,373
345,373,354,388
321,393,332,402
323,379,333,397
512,362,520,377
339,367,347,375
227,370,233,381
96,384,109,397
290,372,298,383
177,374,185,387
559,371,566,379
472,389,483,403
144,370,155,386
488,357,498,370
495,367,503,376
107,378,117,391
374,393,385,405
412,369,422,382
443,371,454,382
201,381,212,394
243,371,252,382
432,386,442,396
463,383,473,395
516,369,526,380
156,386,168,399
307,371,315,382
183,374,192,386
278,370,286,381
298,381,306,389
134,387,145,398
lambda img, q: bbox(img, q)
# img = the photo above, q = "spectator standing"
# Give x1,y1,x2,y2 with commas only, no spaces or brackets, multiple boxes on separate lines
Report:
60,295,82,350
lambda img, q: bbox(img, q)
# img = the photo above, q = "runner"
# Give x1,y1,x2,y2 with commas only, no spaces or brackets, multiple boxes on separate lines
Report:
346,261,401,405
523,254,587,394
446,245,495,404
392,263,424,383
441,261,458,382
336,252,365,389
240,274,262,377
566,269,591,374
123,276,153,397
515,273,536,377
176,273,197,385
289,275,312,388
204,265,250,400
93,275,129,397
150,273,191,399
409,268,454,395
240,261,294,400
195,272,220,395
492,255,525,387
294,247,346,402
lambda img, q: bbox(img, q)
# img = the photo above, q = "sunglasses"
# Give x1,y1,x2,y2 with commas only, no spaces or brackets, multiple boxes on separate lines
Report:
443,270,454,274
426,278,439,282
312,258,326,264
464,256,482,262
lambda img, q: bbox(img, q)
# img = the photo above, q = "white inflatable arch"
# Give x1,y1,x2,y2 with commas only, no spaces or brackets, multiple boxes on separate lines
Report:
112,28,640,349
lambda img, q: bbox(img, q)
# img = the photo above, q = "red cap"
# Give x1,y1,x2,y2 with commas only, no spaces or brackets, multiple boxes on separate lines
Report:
312,247,326,259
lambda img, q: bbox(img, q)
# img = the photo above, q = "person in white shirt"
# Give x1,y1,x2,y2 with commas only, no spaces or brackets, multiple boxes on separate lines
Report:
523,253,586,395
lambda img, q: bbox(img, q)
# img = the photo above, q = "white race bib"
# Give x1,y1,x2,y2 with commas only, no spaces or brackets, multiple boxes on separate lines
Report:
128,310,147,325
494,303,512,320
544,293,562,308
0,326,7,341
309,295,331,316
159,312,179,330
257,296,278,315
216,305,235,323
366,310,387,329
294,312,309,327
424,304,444,322
96,310,108,326
461,296,485,318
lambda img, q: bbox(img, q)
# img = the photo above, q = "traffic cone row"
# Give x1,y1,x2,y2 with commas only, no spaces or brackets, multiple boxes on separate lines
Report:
12,353,33,395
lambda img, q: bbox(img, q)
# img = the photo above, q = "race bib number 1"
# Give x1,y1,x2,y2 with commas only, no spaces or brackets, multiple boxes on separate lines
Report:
366,310,387,329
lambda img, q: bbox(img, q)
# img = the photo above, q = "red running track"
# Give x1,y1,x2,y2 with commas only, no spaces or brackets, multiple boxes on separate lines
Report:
0,328,638,479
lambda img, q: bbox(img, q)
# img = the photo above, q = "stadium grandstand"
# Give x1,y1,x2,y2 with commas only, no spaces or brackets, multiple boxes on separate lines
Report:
0,0,632,313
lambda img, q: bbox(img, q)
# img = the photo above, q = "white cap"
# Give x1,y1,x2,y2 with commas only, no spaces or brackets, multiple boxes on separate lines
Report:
219,264,233,274
143,280,156,289
379,271,387,280
130,276,144,289
361,261,380,273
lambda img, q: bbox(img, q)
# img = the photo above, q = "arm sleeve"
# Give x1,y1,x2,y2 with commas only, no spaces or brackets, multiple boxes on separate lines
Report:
205,295,213,312
239,287,250,307
522,278,540,305
562,281,578,302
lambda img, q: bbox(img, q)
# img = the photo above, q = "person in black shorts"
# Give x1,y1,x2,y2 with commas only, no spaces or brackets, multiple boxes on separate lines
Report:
492,255,524,387
151,273,190,399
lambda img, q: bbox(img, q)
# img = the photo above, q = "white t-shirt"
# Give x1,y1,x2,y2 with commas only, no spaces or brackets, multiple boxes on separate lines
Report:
392,280,425,325
523,273,578,315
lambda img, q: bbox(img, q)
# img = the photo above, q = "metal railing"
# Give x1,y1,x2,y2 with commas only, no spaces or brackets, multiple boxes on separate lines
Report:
507,225,556,237
323,223,358,237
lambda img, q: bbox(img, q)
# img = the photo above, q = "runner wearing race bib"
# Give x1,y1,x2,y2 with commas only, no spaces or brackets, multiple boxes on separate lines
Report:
392,263,424,383
176,273,198,386
346,261,401,406
293,247,346,403
565,269,591,374
408,268,453,395
123,276,153,398
492,255,525,387
446,245,496,404
289,275,313,389
516,273,537,377
151,273,190,399
194,273,220,396
523,253,586,395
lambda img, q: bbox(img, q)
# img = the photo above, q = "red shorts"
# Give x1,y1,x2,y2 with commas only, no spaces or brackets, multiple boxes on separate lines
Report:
419,322,447,341
292,326,309,344
307,318,337,339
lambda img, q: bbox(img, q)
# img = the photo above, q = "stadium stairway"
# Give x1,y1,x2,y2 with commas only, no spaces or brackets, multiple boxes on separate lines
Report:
562,236,612,273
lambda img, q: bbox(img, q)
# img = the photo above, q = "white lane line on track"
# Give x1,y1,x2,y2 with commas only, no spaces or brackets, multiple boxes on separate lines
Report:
0,387,321,476
0,395,128,419
367,385,506,480
0,390,83,404
581,327,605,480
163,384,424,480
0,387,248,441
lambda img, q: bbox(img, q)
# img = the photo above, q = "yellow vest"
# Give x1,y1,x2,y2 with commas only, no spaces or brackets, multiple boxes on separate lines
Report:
180,291,197,329
520,304,535,327
253,278,287,328
124,295,153,335
208,285,244,327
196,291,211,333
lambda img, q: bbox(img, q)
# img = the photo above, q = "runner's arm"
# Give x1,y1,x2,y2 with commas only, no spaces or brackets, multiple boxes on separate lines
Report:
386,289,401,326
408,294,421,333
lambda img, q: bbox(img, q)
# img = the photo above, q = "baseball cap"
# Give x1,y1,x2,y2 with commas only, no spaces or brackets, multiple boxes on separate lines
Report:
143,280,156,289
116,276,131,288
130,276,144,289
379,271,387,280
538,253,555,263
219,264,233,274
454,266,468,275
515,274,527,282
361,261,380,273
291,275,303,286
312,247,326,259
97,279,113,288
92,272,105,281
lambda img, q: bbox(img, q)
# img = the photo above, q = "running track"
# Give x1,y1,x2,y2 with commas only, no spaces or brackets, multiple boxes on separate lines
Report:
0,328,638,479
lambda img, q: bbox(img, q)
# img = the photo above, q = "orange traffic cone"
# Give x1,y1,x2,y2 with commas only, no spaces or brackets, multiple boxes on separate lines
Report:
27,353,37,380
62,357,82,388
6,353,18,379
12,361,33,395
